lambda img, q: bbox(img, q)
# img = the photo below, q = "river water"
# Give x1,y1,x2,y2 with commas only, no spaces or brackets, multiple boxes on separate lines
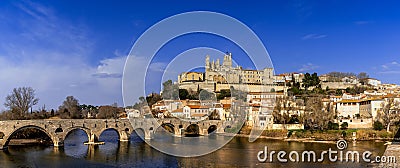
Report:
0,129,389,167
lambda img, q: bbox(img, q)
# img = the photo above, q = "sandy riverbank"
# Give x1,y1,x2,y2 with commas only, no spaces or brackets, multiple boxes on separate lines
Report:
8,139,51,146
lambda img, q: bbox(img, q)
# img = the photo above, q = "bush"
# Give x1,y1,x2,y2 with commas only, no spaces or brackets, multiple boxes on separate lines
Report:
328,121,339,130
287,130,293,137
374,121,384,131
342,131,347,137
341,122,348,130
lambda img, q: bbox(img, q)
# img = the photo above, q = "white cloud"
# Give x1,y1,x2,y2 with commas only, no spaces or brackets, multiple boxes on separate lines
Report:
302,34,327,40
298,63,319,72
379,61,400,74
93,56,127,78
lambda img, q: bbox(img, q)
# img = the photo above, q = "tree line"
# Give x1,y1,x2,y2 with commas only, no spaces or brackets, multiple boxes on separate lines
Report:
0,87,125,120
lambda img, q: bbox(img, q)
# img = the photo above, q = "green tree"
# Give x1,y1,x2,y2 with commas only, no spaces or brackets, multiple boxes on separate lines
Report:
162,80,179,100
217,89,231,100
328,121,339,130
199,89,216,101
373,121,384,131
302,72,320,90
146,93,162,107
179,89,189,100
340,122,348,130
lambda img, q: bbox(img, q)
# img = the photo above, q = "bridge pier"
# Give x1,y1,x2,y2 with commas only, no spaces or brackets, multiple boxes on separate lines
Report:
200,129,208,136
53,139,64,147
84,131,103,145
144,131,153,140
175,128,185,137
119,131,130,142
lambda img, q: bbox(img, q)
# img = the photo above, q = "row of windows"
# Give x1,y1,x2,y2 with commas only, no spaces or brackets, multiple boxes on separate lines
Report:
194,109,208,113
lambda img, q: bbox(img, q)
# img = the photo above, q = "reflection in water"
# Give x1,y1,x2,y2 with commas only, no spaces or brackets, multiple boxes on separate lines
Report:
64,129,89,158
0,129,389,167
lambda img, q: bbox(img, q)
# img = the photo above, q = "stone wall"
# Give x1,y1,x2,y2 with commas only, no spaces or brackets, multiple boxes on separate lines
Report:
179,82,284,93
336,118,373,129
321,82,356,90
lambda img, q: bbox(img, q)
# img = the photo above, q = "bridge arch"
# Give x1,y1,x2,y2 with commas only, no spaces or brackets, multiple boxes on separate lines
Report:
98,128,121,142
131,128,146,140
185,124,200,136
207,125,218,134
63,127,92,143
156,123,175,134
3,125,54,147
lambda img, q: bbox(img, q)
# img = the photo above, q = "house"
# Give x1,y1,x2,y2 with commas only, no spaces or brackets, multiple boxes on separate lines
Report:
152,100,183,112
359,99,384,120
336,99,361,119
126,109,141,118
171,108,184,118
183,106,191,119
365,78,381,87
341,76,358,84
188,105,209,120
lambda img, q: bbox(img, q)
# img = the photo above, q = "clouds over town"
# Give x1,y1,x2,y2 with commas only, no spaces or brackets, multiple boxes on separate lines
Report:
379,61,400,74
298,63,319,72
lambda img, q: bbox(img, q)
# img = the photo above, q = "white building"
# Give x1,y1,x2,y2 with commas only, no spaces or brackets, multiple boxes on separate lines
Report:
183,106,191,119
336,100,360,119
366,78,381,87
126,109,141,118
171,108,184,118
359,99,384,119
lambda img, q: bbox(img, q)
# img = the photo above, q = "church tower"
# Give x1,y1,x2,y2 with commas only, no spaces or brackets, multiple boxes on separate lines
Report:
205,55,210,70
223,52,232,69
216,58,220,70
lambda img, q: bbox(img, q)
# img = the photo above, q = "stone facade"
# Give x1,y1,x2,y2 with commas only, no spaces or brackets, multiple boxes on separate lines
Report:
177,53,280,93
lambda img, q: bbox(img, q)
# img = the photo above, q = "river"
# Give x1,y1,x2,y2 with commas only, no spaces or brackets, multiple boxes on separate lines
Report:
0,129,389,167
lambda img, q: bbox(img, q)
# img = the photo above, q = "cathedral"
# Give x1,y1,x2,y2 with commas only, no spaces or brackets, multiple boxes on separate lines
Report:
178,52,279,93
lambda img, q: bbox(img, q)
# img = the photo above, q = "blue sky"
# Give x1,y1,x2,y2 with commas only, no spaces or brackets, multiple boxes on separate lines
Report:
0,0,400,110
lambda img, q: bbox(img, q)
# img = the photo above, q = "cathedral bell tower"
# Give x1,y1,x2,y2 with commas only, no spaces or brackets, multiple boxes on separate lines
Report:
223,52,232,69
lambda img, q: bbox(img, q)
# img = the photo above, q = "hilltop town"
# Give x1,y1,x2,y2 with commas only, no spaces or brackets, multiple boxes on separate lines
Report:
129,53,400,136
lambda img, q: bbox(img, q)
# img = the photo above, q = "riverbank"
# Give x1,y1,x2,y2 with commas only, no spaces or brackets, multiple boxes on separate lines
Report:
8,139,52,146
223,126,395,142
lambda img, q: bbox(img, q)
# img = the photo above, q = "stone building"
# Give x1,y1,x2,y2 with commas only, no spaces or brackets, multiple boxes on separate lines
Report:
178,53,280,93
204,53,274,85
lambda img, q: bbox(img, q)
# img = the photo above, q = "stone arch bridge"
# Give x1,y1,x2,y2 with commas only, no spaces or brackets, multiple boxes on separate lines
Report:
0,118,233,150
